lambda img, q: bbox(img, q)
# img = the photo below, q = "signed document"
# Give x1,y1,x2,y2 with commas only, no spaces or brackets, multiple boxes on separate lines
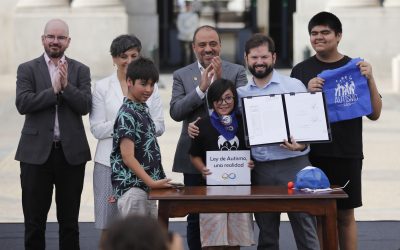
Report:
284,92,330,142
206,150,251,185
242,92,331,146
242,95,287,146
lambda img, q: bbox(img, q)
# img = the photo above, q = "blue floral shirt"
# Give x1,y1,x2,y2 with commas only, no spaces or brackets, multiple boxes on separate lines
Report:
110,98,166,198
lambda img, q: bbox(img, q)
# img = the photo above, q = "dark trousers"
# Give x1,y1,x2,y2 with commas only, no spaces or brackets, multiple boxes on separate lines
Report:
20,145,85,250
183,173,204,250
252,156,320,250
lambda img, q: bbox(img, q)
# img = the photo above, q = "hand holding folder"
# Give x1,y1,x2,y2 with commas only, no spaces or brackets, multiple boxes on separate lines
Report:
241,91,331,147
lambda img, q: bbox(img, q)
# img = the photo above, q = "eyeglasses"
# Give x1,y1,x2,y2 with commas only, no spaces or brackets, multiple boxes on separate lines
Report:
216,95,234,105
44,34,68,42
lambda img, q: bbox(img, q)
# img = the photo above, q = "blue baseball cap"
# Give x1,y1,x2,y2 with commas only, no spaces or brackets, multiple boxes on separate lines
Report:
294,166,330,189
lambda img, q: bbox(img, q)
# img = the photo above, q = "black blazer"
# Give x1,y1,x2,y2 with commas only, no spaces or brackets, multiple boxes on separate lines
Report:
15,55,92,165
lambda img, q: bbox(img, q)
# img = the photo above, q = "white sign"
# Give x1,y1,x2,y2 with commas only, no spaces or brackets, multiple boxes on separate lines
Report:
206,150,251,185
206,186,251,195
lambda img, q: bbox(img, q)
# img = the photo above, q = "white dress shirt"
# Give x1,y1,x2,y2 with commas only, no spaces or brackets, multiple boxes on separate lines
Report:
44,53,66,141
89,72,165,167
237,70,309,161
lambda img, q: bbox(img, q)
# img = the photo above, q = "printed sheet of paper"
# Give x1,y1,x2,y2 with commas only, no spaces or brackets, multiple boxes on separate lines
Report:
206,150,251,185
242,95,287,146
284,92,330,142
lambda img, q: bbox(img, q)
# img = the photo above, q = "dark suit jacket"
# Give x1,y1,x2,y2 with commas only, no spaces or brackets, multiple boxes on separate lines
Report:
170,60,248,174
15,55,92,165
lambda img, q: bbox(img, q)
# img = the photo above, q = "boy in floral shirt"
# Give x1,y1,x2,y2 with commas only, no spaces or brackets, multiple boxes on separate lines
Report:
110,57,171,217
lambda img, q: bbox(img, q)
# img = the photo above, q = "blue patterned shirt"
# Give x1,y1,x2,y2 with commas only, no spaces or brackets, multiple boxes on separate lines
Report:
110,98,166,198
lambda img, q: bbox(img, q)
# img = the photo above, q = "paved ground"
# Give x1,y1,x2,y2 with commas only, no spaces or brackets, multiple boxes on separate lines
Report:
2,221,400,250
0,72,399,222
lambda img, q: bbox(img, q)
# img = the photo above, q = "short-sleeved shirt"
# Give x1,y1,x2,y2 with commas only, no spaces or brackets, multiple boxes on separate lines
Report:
237,69,309,162
291,55,363,159
110,98,166,198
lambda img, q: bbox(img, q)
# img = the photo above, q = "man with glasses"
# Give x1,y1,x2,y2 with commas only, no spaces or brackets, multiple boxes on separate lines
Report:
15,19,91,250
170,25,247,250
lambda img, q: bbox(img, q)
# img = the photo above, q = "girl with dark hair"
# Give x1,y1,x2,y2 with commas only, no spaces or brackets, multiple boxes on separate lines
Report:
189,69,254,249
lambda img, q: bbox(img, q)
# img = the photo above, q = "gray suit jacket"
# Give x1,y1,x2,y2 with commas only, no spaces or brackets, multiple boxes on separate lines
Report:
15,55,92,165
170,60,248,174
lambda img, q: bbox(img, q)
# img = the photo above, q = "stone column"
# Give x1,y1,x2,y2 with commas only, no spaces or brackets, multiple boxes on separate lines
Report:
68,0,127,77
16,0,69,7
257,0,269,33
125,0,159,62
328,0,380,7
393,54,400,92
384,0,400,7
71,0,122,7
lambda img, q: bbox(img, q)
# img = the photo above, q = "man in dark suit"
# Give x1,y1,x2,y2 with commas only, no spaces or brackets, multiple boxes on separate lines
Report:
15,19,91,250
169,25,247,250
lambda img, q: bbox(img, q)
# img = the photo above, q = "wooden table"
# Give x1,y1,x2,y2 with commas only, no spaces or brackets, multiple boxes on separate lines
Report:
149,185,347,250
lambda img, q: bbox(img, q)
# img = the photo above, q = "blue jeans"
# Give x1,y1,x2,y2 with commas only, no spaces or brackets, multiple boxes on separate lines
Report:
183,173,204,250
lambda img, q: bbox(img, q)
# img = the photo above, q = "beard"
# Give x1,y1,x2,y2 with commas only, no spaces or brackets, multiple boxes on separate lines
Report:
248,63,274,79
45,45,65,59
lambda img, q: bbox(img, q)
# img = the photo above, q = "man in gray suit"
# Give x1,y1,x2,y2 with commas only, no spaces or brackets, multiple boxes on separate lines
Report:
15,19,91,250
169,25,247,250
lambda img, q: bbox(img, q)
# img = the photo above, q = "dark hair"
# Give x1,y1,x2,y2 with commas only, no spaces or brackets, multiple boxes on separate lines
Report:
126,57,159,84
110,34,142,57
308,11,342,35
102,215,168,250
207,79,238,111
244,33,276,56
192,25,221,44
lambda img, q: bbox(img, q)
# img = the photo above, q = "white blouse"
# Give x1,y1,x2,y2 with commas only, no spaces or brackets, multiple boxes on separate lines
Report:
89,72,165,166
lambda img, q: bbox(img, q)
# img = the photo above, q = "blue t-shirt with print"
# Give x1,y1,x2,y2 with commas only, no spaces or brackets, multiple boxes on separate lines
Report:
110,97,166,198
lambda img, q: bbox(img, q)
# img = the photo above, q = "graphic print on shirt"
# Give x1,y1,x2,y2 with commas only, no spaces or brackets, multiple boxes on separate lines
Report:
217,135,239,151
334,75,358,107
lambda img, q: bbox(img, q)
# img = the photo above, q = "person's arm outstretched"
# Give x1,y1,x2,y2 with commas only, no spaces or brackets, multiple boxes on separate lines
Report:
120,138,171,189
